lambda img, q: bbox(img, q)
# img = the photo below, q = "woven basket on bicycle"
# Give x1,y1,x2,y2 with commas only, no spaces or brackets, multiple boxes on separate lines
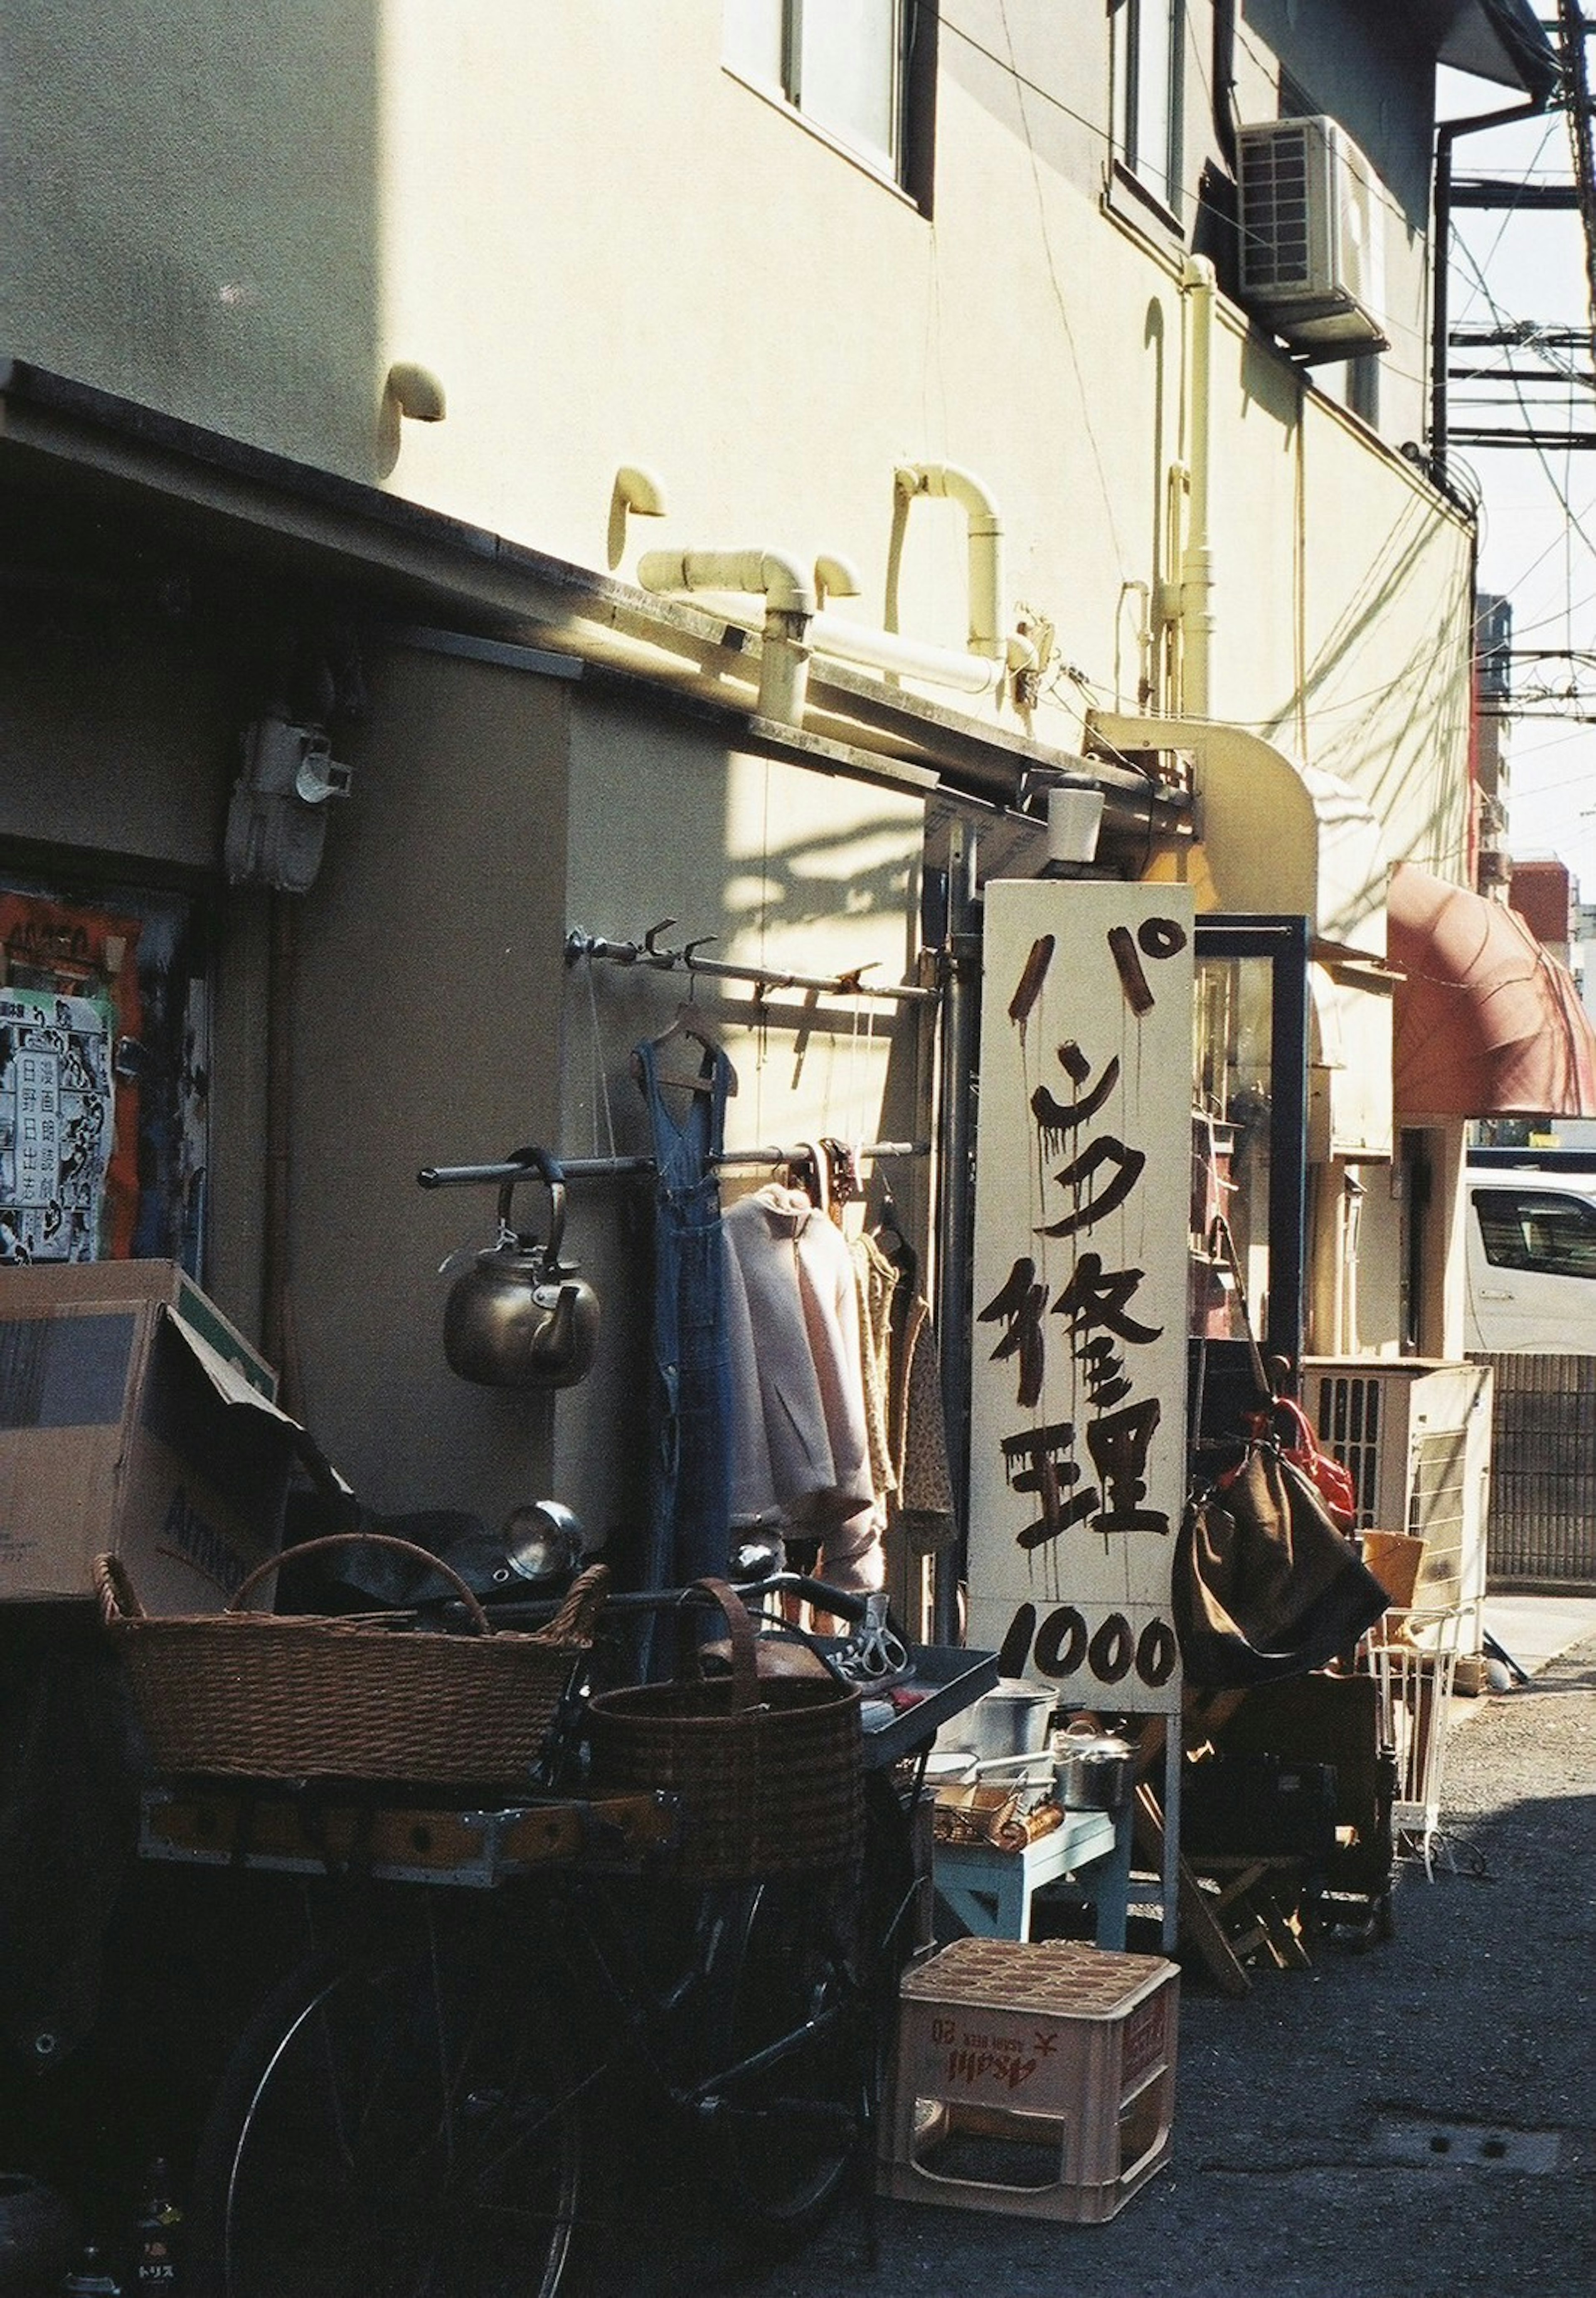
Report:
95,1533,609,1789
584,1576,864,1884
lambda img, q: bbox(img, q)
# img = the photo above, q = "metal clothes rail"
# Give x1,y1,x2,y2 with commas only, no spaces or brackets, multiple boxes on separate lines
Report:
565,921,940,1006
418,1142,931,1190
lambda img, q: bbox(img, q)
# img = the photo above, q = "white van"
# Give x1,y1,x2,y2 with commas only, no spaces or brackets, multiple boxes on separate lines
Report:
1463,1155,1596,1352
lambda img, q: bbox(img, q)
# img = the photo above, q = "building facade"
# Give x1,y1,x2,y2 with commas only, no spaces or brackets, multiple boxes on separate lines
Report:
0,2,1563,1585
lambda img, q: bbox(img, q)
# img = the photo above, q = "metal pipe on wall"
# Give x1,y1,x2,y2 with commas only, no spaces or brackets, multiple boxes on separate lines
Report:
933,820,980,1644
1431,99,1548,496
261,889,301,1418
1178,256,1217,720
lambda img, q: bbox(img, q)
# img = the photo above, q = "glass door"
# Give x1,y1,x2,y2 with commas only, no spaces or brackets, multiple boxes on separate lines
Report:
1189,916,1308,1448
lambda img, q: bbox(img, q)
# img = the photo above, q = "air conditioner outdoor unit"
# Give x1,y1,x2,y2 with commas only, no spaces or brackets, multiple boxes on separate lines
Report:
1304,1358,1493,1660
1236,116,1389,357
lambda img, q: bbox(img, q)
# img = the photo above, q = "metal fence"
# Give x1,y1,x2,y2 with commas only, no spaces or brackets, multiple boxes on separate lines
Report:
1473,1353,1596,1589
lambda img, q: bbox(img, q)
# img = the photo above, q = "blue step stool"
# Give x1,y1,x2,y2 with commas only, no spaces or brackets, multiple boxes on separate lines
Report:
933,1802,1135,1950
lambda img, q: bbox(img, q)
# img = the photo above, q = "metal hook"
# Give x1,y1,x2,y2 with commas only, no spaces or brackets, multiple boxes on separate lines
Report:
835,962,880,997
642,919,679,965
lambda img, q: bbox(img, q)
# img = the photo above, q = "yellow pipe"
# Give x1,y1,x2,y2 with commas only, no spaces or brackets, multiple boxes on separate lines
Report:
1179,257,1217,719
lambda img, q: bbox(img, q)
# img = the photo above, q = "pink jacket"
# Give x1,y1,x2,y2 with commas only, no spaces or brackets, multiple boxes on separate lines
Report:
722,1184,874,1535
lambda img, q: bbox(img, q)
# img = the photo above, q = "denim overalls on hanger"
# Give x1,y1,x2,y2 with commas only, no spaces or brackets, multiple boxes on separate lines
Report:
635,1034,735,1605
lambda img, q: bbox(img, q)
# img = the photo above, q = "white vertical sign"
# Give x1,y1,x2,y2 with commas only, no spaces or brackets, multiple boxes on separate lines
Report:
968,881,1195,1714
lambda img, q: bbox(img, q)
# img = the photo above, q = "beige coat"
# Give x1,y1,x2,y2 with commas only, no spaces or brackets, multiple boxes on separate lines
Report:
722,1185,875,1555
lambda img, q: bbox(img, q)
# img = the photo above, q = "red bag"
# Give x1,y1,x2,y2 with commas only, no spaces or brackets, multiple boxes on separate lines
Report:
1259,1396,1357,1534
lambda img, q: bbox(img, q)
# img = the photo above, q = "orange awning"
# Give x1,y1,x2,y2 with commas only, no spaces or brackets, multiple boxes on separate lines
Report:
1389,862,1596,1119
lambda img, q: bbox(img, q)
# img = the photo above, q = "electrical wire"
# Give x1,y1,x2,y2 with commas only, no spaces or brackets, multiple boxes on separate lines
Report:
1451,236,1596,611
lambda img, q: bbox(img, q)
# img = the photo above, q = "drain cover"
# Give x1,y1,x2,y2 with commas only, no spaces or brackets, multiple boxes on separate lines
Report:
1371,2114,1561,2173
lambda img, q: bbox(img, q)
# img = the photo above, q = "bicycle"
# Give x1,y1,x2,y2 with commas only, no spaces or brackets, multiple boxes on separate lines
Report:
169,1571,995,2297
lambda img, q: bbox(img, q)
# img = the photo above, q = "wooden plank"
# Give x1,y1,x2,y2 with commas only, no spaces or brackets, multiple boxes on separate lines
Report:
1132,1782,1251,1999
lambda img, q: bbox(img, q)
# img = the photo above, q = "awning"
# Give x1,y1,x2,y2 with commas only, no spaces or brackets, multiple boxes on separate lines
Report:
1389,861,1596,1118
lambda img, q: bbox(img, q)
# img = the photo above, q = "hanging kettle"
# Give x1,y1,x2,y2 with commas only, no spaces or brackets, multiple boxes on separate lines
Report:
443,1147,600,1390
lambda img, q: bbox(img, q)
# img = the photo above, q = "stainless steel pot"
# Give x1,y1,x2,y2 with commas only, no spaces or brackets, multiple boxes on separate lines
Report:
1052,1719,1137,1812
969,1682,1055,1760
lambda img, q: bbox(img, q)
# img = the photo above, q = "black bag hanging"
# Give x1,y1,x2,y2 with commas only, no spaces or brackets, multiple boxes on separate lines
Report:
1177,1216,1387,1689
1173,1436,1390,1689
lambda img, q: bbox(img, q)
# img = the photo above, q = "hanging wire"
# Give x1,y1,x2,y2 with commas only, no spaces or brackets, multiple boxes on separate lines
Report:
584,951,618,1163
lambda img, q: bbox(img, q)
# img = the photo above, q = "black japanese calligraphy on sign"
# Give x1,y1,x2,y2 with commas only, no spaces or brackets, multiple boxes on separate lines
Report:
978,1256,1049,1409
1031,1041,1119,1135
1084,1396,1166,1535
1000,1420,1097,1549
1108,915,1189,1015
986,919,1188,1552
975,892,1191,1703
1035,1135,1147,1239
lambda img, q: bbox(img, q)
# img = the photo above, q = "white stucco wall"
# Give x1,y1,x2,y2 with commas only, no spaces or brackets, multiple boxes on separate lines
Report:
0,2,1477,884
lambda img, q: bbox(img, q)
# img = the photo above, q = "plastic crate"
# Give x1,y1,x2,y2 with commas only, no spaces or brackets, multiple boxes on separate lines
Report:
880,1936,1178,2222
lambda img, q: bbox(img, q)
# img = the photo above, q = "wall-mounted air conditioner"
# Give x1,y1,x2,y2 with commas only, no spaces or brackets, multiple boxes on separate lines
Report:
1304,1358,1493,1659
1236,116,1389,358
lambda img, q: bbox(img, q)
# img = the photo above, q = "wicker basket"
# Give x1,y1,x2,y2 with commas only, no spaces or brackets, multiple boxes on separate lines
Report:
96,1533,610,1788
584,1577,864,1883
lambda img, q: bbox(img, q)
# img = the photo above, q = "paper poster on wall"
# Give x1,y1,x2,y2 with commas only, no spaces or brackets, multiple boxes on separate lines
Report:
968,879,1196,1715
0,988,116,1261
0,881,209,1271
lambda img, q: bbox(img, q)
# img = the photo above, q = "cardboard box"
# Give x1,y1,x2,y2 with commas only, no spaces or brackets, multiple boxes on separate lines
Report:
0,1261,299,1613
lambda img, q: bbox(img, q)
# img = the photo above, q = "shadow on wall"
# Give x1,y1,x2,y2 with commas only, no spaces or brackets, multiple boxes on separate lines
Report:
554,795,929,1575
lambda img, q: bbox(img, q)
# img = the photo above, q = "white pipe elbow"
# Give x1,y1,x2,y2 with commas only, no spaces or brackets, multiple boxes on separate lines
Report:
635,547,817,618
613,464,668,518
1181,253,1218,304
895,461,998,525
814,553,863,604
894,461,1006,655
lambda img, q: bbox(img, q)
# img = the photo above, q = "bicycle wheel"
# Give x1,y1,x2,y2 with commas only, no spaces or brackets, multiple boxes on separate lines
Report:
186,1899,584,2298
702,1873,872,2234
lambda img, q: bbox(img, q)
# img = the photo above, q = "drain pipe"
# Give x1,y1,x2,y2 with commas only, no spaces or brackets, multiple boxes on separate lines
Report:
640,542,1036,706
636,547,816,722
933,819,981,1646
1178,256,1217,720
809,612,1032,694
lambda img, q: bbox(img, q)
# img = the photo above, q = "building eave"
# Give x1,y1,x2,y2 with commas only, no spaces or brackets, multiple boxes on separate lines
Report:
0,357,1190,850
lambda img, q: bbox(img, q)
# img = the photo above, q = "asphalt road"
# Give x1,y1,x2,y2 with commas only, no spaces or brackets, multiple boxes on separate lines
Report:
612,1633,1596,2298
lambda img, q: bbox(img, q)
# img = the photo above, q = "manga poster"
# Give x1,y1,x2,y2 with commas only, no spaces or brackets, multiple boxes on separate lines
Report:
0,882,209,1271
0,988,116,1261
968,879,1195,1716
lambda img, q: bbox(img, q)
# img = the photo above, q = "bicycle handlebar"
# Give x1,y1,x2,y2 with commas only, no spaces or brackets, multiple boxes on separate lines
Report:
441,1569,871,1632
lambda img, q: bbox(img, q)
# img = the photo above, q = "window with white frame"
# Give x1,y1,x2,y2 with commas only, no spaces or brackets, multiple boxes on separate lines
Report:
724,0,918,188
1112,0,1182,218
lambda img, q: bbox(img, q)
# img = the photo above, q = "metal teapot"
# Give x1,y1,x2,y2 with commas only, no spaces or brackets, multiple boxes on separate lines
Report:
443,1148,600,1389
